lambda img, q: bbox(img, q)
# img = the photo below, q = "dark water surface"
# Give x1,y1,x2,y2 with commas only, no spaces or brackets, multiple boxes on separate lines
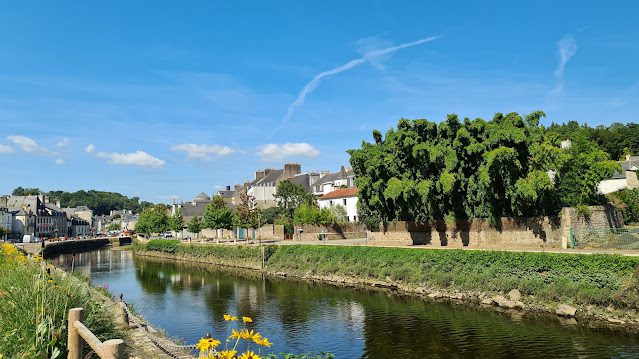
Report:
53,249,639,358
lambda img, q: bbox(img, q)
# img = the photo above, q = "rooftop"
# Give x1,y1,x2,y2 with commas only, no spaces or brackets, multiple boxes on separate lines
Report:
320,187,359,200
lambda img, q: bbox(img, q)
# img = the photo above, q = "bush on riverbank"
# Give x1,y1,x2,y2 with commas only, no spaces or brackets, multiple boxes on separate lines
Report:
138,241,639,310
0,243,124,358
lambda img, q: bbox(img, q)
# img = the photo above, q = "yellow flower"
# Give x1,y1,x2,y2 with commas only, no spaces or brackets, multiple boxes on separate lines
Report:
215,350,237,359
242,316,253,324
47,279,55,284
224,314,238,321
239,350,261,359
229,329,242,340
238,329,260,341
32,255,43,262
195,337,221,352
254,337,272,348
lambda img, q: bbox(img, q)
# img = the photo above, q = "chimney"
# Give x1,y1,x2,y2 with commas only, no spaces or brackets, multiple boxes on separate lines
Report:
255,171,265,180
55,200,61,208
284,163,302,178
226,185,231,191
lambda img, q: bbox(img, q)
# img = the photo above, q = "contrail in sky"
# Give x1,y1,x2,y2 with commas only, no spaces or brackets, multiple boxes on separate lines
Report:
280,36,440,126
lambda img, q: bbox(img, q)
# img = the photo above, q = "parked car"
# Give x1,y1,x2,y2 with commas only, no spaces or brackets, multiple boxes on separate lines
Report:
159,232,173,238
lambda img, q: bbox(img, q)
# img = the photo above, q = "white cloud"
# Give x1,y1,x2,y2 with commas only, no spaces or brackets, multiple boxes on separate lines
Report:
97,151,165,168
55,159,65,165
0,144,15,154
6,135,49,154
56,138,70,147
551,34,577,94
170,143,235,160
257,143,320,161
85,144,95,153
281,35,439,126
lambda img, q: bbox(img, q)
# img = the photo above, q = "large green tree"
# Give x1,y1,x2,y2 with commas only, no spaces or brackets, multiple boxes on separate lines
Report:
135,205,170,236
349,112,620,225
187,216,202,240
234,193,261,229
203,197,234,230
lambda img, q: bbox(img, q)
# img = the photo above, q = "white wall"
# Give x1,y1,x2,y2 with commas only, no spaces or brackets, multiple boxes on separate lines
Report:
248,186,277,206
318,196,359,222
598,178,628,194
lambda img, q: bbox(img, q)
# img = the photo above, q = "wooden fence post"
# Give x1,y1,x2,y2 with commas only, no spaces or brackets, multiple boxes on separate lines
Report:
102,339,124,359
68,308,84,359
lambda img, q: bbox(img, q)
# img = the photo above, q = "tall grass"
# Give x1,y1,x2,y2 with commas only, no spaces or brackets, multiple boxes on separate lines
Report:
0,243,124,358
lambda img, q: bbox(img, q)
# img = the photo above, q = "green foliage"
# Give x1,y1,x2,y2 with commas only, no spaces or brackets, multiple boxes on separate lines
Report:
145,239,179,253
203,197,234,230
234,193,261,229
11,187,41,196
575,204,593,219
106,222,121,232
266,245,639,309
169,208,185,233
187,216,203,235
274,180,316,216
609,188,639,224
349,112,622,224
135,205,170,235
0,253,123,358
261,206,284,224
141,240,270,269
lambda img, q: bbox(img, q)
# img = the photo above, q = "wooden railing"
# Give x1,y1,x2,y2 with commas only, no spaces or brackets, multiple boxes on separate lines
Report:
68,308,124,359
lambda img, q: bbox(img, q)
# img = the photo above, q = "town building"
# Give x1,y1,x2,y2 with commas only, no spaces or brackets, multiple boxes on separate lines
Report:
172,192,212,222
246,163,303,208
6,195,67,238
68,217,91,237
312,166,356,196
318,187,359,222
215,186,236,205
62,206,94,227
598,155,639,194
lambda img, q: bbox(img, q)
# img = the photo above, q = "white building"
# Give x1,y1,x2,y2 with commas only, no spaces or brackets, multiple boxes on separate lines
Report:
598,156,639,194
312,166,355,196
0,209,12,235
317,187,359,222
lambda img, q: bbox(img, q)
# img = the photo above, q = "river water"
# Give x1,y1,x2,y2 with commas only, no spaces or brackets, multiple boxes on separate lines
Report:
53,249,639,358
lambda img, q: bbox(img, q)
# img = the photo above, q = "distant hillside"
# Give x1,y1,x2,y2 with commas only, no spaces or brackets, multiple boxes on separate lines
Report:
11,187,154,215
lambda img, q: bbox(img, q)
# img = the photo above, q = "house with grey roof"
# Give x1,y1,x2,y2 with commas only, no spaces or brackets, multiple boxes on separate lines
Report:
312,166,355,196
171,192,214,222
215,185,236,205
598,155,639,194
246,163,302,208
6,195,67,238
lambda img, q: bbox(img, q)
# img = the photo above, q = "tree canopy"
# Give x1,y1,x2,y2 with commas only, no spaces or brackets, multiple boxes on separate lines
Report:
135,205,170,235
349,112,620,225
203,197,234,230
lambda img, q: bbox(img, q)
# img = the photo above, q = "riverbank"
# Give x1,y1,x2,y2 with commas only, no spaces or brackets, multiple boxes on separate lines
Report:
0,243,126,358
136,240,639,333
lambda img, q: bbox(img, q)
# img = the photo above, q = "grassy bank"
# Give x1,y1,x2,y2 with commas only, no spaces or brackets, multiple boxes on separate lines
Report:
138,240,639,312
0,243,124,358
140,239,274,269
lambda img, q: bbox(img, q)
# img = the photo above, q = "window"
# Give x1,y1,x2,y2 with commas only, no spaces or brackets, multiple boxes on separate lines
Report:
354,216,357,222
343,199,347,206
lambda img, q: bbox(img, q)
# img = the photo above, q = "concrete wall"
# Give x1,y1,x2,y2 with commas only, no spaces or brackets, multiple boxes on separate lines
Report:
598,178,628,194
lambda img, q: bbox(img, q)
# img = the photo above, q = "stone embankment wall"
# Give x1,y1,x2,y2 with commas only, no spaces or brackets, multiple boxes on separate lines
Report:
179,224,285,241
297,223,368,241
367,206,623,249
43,238,111,258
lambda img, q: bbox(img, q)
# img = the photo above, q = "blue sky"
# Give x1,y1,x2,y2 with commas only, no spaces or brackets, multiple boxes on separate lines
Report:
1,1,638,203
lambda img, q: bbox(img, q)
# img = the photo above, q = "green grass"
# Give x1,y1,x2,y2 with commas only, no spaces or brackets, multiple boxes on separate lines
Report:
139,241,639,310
0,244,125,358
142,239,274,269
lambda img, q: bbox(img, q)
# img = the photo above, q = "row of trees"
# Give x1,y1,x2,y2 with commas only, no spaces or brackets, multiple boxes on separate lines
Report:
547,121,639,161
10,187,154,215
135,180,350,237
349,112,621,227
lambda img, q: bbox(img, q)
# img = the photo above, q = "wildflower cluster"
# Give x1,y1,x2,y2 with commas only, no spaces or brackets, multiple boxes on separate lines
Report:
0,242,27,264
196,315,272,359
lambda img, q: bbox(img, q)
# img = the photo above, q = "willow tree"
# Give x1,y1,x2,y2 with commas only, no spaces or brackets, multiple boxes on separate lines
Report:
348,111,620,225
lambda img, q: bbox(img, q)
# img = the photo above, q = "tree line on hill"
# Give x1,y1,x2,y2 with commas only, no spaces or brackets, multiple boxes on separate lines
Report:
10,187,154,215
349,111,639,228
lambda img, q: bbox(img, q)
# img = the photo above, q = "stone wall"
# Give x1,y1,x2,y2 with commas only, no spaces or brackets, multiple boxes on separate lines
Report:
369,218,562,248
368,206,624,249
297,223,368,241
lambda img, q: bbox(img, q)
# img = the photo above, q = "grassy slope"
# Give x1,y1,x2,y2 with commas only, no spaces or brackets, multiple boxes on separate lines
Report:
0,243,124,358
139,240,639,310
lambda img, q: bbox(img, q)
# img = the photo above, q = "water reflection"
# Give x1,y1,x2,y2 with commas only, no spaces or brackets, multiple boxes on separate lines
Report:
54,250,639,358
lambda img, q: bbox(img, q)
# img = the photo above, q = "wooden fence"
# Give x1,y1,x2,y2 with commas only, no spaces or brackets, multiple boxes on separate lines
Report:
68,307,124,359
